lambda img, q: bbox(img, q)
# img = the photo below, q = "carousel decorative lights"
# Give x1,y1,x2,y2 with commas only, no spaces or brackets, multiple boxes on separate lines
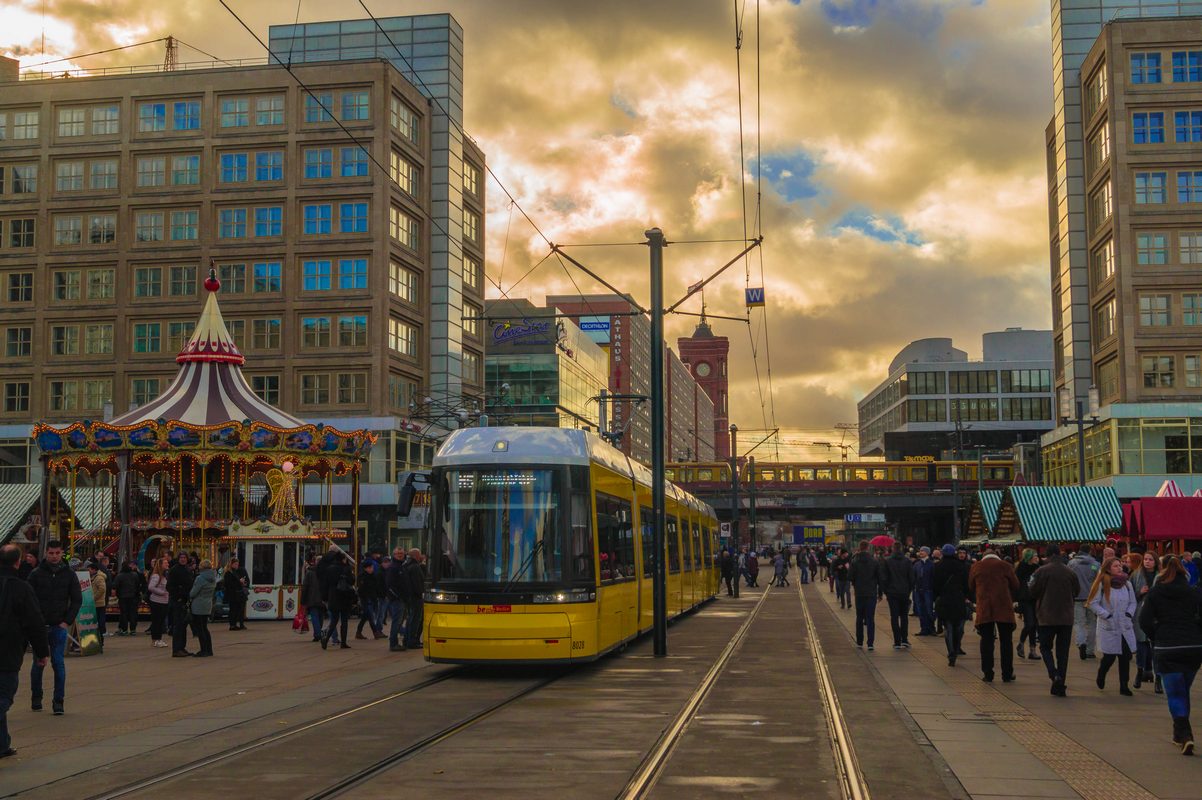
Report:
33,269,376,566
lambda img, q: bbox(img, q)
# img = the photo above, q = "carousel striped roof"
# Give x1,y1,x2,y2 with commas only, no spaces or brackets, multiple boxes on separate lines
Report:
110,270,305,429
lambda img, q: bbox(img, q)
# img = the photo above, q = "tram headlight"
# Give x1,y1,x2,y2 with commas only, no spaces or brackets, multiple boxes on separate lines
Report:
532,589,592,603
424,591,459,603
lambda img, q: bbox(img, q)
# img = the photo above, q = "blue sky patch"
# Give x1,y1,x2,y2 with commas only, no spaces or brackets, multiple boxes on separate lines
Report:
820,0,879,28
751,150,821,202
834,209,924,246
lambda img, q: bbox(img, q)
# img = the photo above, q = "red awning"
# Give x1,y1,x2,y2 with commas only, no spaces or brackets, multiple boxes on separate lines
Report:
1134,497,1202,541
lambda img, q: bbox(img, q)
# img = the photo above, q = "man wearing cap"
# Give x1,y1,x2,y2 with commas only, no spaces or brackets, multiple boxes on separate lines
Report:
912,547,935,637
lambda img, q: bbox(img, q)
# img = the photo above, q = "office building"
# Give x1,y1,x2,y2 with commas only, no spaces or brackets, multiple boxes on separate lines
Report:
857,329,1055,462
677,314,731,459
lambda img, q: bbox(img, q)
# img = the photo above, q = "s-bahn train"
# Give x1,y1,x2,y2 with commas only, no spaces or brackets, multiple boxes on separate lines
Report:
421,427,720,665
666,460,1015,492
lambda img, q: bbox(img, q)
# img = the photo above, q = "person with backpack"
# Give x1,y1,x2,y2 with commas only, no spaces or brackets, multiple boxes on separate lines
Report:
0,544,50,759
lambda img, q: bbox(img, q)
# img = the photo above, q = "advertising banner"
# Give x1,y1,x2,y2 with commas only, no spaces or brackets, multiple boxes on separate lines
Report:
73,571,102,656
793,525,826,545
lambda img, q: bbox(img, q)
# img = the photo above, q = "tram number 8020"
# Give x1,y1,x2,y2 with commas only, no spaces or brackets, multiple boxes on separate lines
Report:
572,640,586,651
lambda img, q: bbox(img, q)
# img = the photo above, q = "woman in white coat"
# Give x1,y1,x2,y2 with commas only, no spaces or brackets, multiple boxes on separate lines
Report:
1087,556,1138,696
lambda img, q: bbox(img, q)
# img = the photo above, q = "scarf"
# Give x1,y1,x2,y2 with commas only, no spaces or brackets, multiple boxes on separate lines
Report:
1110,572,1129,590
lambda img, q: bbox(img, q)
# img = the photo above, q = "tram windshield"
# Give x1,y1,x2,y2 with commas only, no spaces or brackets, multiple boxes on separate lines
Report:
433,468,565,585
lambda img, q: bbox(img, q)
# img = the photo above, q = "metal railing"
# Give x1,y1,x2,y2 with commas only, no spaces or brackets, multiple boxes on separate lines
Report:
17,57,273,82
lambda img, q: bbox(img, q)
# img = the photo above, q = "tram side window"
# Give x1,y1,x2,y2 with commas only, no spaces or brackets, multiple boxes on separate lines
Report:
596,493,634,582
666,516,681,574
691,522,702,569
640,505,654,578
571,492,595,583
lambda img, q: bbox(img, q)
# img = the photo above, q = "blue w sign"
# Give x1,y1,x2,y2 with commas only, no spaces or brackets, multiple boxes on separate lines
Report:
745,287,765,307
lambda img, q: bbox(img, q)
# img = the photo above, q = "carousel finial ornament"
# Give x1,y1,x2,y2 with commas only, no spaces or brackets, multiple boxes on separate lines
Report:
204,264,221,293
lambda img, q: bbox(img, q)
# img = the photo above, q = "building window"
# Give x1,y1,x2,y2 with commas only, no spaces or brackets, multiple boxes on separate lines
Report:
1133,112,1164,144
390,96,419,144
341,91,370,121
337,373,366,404
48,381,77,412
251,318,281,350
50,325,79,356
255,151,283,181
1139,294,1171,327
1142,354,1175,388
1086,65,1107,117
53,270,81,300
10,164,37,194
6,273,33,303
1094,297,1117,340
464,162,481,196
464,257,480,290
135,211,164,242
87,268,114,299
1098,358,1119,401
1135,171,1166,204
301,374,330,405
304,148,333,179
89,160,118,190
389,261,417,302
134,268,162,298
169,265,196,296
81,380,110,410
338,315,367,347
464,209,480,243
388,318,416,356
908,371,945,394
88,214,116,245
1184,294,1202,326
1180,171,1202,203
948,370,997,394
1182,232,1202,263
219,263,246,294
251,375,279,404
10,111,37,140
302,260,332,291
8,219,33,248
1131,52,1162,84
339,202,368,233
252,262,281,293
338,258,368,290
341,146,369,177
225,319,245,350
906,398,946,422
301,316,331,347
171,155,200,185
137,157,166,187
56,162,83,192
390,150,417,195
1137,232,1169,265
54,217,82,247
220,98,249,128
4,382,29,413
133,323,161,353
131,378,160,406
1000,369,1052,393
92,105,119,135
1173,50,1202,82
218,208,247,239
220,153,248,183
172,100,201,131
256,95,284,126
304,93,334,123
253,206,282,237
170,210,199,240
1187,355,1202,388
138,102,166,132
389,206,419,249
5,327,31,358
1091,239,1114,287
1176,110,1202,143
951,398,998,422
57,108,85,137
84,324,113,355
463,351,480,384
166,321,194,352
302,203,332,235
463,303,480,337
1090,181,1112,229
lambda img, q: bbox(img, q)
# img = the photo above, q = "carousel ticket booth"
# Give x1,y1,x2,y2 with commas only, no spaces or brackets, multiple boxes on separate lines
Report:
32,270,375,586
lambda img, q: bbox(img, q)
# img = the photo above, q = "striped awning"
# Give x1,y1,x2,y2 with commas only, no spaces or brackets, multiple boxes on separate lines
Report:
57,486,115,532
1007,486,1122,542
978,489,1003,534
0,483,41,544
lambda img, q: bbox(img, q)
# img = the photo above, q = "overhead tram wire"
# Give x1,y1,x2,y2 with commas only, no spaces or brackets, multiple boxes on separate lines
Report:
752,0,779,459
173,38,238,66
16,37,169,71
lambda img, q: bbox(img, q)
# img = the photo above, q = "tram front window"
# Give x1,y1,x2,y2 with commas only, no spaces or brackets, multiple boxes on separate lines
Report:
436,468,566,586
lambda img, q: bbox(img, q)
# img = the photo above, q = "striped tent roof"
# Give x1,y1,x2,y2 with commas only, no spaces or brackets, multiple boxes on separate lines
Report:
978,489,1003,534
0,483,41,545
109,270,303,429
1005,486,1122,543
1157,480,1187,498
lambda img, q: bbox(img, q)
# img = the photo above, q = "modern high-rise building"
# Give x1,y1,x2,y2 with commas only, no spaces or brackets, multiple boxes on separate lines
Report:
1042,11,1202,496
677,314,731,460
0,13,486,547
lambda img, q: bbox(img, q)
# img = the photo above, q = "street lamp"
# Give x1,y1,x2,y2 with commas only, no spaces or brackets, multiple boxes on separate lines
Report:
1059,385,1100,487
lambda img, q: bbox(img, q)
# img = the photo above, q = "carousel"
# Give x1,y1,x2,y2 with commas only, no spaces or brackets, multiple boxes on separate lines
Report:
32,269,376,618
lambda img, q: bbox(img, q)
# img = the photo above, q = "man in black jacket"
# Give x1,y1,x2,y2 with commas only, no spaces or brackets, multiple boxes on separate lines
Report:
26,540,81,716
848,541,885,650
386,547,408,651
222,558,249,631
400,549,426,650
1,544,50,758
166,552,194,657
881,543,916,650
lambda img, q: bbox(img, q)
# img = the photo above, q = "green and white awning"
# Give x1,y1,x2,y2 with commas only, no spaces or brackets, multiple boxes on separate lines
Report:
1000,486,1122,543
0,483,41,544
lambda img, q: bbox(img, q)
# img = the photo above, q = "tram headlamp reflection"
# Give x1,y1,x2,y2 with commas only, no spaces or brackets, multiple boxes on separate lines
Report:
425,591,459,603
532,589,593,603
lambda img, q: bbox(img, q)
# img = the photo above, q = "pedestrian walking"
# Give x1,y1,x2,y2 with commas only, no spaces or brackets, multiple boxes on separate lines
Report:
1129,551,1158,689
773,552,789,588
87,561,107,645
167,551,194,657
1137,555,1202,754
188,560,217,657
746,550,760,587
881,542,915,649
401,548,426,650
932,543,970,666
147,557,170,648
1030,543,1082,697
17,551,37,582
1014,549,1041,660
912,547,935,637
1068,545,1101,659
832,548,852,609
113,562,141,636
1182,551,1199,586
719,551,734,597
969,545,1020,683
27,540,81,715
0,544,50,760
355,560,384,639
222,557,249,631
301,560,326,642
848,542,884,650
385,547,409,651
321,555,355,650
1087,556,1138,696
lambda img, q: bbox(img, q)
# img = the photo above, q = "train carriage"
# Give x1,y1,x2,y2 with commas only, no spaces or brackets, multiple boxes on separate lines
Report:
422,427,719,665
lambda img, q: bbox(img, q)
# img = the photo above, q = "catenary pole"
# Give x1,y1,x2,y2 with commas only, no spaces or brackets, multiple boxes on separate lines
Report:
648,228,668,657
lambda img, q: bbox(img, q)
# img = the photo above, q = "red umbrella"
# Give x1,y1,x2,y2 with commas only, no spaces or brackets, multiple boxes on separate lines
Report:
869,534,895,549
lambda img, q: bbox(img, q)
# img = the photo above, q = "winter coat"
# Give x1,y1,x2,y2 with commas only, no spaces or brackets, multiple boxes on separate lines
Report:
1029,558,1081,627
222,567,249,602
113,569,141,600
1137,575,1202,673
932,557,970,623
1087,580,1138,655
358,567,382,601
148,573,169,605
848,552,884,598
968,555,1019,626
1185,560,1200,586
326,563,357,612
747,555,759,577
1067,553,1100,600
90,571,107,606
189,568,218,616
912,557,933,592
400,558,425,604
773,555,786,578
1014,561,1038,603
719,553,734,579
301,567,325,609
0,566,50,673
1128,567,1154,643
881,553,915,598
167,562,194,604
27,559,83,627
832,555,850,582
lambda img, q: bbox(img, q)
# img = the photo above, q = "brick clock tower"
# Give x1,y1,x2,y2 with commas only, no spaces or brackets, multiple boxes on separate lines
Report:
677,314,730,459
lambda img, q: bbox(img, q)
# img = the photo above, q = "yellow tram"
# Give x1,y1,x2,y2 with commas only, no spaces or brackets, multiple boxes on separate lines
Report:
422,427,720,664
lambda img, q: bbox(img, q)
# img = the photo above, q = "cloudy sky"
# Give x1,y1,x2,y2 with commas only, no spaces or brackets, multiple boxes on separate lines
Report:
4,0,1055,448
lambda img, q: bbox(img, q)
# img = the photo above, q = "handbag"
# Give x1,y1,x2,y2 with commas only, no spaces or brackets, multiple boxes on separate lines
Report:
292,610,306,633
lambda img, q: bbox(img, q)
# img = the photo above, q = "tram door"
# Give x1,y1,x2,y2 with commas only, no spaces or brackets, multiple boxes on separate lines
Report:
237,540,303,620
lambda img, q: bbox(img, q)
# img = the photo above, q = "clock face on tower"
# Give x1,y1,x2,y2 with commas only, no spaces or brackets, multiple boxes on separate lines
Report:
695,362,711,378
